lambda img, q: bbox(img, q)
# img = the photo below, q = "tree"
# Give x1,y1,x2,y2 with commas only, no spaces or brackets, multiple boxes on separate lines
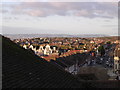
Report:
106,41,111,44
98,45,105,56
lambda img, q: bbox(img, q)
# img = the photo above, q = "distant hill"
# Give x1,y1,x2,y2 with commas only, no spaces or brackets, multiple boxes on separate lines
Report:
2,36,83,88
3,34,109,39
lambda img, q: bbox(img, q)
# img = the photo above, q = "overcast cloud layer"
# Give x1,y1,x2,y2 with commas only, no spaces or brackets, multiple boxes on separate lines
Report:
1,2,119,35
1,0,119,2
2,2,118,18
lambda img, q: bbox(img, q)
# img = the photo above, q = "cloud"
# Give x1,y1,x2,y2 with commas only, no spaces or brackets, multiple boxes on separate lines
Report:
2,2,118,18
74,10,90,16
25,10,46,17
1,0,119,2
102,25,118,27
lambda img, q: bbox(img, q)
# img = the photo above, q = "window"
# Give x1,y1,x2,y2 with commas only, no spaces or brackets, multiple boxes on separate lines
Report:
115,64,117,69
119,64,120,69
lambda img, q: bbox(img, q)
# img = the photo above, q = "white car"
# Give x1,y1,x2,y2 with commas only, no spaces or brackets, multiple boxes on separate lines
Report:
100,58,103,61
106,61,109,65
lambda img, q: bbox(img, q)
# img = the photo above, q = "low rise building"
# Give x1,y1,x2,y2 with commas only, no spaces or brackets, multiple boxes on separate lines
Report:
44,45,52,55
114,46,120,80
23,44,27,49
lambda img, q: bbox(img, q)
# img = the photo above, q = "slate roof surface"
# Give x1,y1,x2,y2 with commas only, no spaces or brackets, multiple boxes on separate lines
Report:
2,36,120,88
2,36,83,88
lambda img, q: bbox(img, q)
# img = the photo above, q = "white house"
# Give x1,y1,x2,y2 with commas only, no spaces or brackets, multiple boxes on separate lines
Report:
33,47,37,54
23,44,27,49
38,46,44,53
36,46,44,56
52,47,58,53
44,45,52,55
29,45,34,50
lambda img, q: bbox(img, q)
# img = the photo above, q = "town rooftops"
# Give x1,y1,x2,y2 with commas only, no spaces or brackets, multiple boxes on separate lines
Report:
2,36,83,88
2,36,120,88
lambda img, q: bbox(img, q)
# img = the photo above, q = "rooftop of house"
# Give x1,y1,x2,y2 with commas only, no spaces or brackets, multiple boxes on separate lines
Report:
2,36,83,88
2,35,120,88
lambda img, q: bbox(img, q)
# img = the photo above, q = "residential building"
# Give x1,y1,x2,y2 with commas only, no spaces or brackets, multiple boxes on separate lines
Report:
44,45,52,55
114,46,120,80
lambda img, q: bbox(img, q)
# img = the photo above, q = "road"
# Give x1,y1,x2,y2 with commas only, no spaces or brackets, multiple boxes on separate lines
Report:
71,43,117,75
80,44,116,69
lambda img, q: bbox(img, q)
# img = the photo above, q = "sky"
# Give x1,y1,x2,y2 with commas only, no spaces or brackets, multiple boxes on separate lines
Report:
0,0,119,36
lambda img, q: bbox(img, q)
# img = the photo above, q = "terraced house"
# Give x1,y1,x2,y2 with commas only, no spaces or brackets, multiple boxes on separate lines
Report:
114,45,120,80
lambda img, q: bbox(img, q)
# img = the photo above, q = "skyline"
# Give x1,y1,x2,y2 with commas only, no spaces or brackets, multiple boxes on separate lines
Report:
1,1,119,36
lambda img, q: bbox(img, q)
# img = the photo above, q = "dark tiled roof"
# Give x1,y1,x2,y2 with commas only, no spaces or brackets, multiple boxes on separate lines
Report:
54,53,89,68
2,36,120,88
54,59,68,68
83,80,120,88
76,74,98,80
2,36,83,88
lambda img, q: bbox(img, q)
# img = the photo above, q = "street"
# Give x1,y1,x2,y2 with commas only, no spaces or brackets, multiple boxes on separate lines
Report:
80,44,116,70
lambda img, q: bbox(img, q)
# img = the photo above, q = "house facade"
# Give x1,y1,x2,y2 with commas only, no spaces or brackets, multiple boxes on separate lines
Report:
114,46,120,80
